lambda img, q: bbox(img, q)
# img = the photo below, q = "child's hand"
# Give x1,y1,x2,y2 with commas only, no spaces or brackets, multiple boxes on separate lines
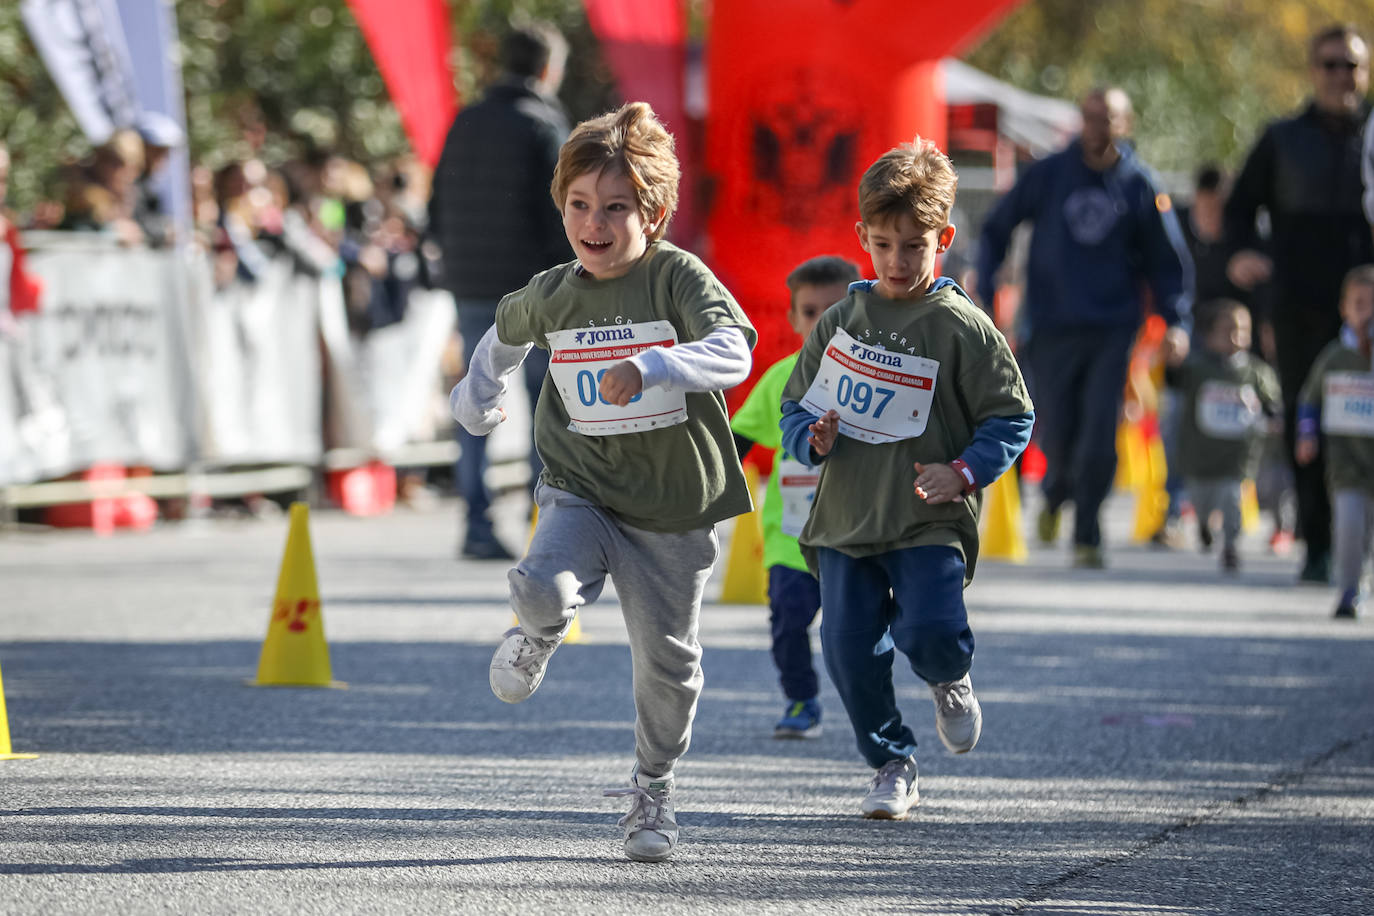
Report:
598,361,644,406
1295,436,1319,466
808,410,840,456
1162,326,1189,367
913,462,965,504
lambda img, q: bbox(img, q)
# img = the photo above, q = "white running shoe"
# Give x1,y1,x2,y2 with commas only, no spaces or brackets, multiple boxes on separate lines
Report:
931,673,982,754
604,772,678,862
488,626,561,703
861,756,919,819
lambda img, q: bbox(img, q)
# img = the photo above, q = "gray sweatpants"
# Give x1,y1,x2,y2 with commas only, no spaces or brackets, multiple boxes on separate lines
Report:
508,481,719,778
1187,476,1243,551
1333,488,1374,594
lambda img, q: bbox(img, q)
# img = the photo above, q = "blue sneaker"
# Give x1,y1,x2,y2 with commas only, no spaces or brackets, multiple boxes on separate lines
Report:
773,698,822,739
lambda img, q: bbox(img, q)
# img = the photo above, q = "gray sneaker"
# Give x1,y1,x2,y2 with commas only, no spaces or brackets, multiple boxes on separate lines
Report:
604,772,678,862
488,626,561,703
930,673,982,754
861,756,919,819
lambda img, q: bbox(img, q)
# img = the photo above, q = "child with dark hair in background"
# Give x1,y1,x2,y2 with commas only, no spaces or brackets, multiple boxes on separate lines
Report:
731,255,860,739
781,140,1034,819
1296,265,1374,618
1165,299,1281,572
450,102,755,861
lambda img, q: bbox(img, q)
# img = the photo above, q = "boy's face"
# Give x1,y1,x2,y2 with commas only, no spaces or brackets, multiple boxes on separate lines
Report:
855,213,955,301
788,281,848,342
1204,307,1250,358
561,167,662,280
1340,281,1374,336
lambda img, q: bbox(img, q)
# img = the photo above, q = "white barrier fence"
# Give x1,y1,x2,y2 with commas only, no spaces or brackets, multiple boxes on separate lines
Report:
1,235,464,509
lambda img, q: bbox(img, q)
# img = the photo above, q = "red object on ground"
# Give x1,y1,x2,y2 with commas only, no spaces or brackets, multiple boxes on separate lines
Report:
44,464,157,535
345,0,457,166
325,461,397,517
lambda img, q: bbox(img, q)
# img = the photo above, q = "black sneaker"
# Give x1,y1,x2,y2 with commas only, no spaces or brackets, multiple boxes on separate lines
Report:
1221,546,1240,573
1299,551,1331,584
461,537,515,561
1333,590,1361,620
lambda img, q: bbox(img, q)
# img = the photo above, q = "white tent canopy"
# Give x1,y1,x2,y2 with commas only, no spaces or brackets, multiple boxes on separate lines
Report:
942,58,1081,158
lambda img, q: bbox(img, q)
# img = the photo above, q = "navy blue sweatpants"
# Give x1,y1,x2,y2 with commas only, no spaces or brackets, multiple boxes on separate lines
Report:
767,565,821,702
818,544,974,768
1024,325,1136,547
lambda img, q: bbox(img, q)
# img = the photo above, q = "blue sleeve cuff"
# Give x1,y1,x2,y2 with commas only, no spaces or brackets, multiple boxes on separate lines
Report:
958,411,1035,487
780,400,825,468
1297,404,1320,439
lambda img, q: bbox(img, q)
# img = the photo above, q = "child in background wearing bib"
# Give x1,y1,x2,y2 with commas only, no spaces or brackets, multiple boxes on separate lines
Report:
779,141,1035,820
1296,264,1374,619
730,256,860,740
1163,299,1281,572
449,103,757,862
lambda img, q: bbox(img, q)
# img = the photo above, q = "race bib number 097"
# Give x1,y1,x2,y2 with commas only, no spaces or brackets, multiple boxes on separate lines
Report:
800,328,939,444
1323,372,1374,437
546,320,688,436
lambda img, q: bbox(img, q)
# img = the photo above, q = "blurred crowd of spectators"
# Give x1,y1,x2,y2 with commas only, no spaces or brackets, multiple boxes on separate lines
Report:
12,120,441,341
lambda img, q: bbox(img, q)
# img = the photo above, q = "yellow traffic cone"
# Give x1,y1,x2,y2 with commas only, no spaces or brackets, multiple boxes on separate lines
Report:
980,467,1027,563
1240,479,1260,533
1,661,38,761
1131,426,1170,543
719,464,768,604
248,503,345,688
513,503,584,643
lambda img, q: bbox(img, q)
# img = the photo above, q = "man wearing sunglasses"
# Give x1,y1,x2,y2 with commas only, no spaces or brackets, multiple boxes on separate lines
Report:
1225,24,1372,586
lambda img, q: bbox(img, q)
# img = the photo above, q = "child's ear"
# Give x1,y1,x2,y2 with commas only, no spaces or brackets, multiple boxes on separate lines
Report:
854,221,870,251
647,206,668,236
936,224,956,253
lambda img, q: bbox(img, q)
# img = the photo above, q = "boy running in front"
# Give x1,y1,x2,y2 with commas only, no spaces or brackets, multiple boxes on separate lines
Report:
780,140,1034,819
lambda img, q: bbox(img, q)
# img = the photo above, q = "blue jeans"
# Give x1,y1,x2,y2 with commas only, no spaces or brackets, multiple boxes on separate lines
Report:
455,301,549,542
1025,325,1137,547
767,565,822,702
818,545,974,768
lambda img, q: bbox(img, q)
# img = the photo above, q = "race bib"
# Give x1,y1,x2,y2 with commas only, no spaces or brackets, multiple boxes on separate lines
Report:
1195,381,1260,440
546,320,687,436
777,457,820,537
1323,372,1374,437
800,328,939,443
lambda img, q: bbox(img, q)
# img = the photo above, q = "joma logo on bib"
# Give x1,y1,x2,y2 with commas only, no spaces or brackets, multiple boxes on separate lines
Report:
574,327,635,345
848,342,902,367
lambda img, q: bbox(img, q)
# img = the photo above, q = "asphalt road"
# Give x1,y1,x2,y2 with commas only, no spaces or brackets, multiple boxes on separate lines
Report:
1,491,1370,915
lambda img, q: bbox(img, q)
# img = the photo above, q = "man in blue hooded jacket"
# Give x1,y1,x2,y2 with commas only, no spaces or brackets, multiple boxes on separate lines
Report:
977,87,1192,568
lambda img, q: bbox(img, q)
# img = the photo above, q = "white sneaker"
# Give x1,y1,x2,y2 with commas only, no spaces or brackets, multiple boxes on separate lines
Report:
931,673,982,754
604,772,678,862
861,756,919,819
488,626,561,703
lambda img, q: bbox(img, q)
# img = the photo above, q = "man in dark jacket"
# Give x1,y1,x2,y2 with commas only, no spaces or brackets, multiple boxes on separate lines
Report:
429,23,571,560
1225,23,1372,583
977,87,1192,569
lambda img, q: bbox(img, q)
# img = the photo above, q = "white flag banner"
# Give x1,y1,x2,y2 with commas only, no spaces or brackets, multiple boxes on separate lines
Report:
21,0,139,144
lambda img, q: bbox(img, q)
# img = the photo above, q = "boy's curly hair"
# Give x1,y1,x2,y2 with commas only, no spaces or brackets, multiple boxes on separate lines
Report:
857,138,957,232
551,102,680,242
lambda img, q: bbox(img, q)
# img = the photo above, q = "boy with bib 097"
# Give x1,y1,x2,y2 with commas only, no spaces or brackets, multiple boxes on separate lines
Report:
1296,264,1374,619
779,140,1034,820
1163,298,1281,572
730,256,860,740
449,102,756,861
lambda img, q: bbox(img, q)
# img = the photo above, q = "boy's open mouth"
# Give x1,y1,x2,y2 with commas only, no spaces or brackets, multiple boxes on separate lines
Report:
582,240,612,251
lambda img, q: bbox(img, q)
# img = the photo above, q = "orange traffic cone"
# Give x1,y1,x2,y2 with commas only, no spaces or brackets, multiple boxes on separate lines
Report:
248,503,345,688
513,503,584,643
719,464,768,604
980,467,1027,563
1,661,38,761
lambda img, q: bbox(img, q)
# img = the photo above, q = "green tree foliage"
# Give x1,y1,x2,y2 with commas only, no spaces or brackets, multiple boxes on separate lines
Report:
0,0,614,214
965,0,1374,175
